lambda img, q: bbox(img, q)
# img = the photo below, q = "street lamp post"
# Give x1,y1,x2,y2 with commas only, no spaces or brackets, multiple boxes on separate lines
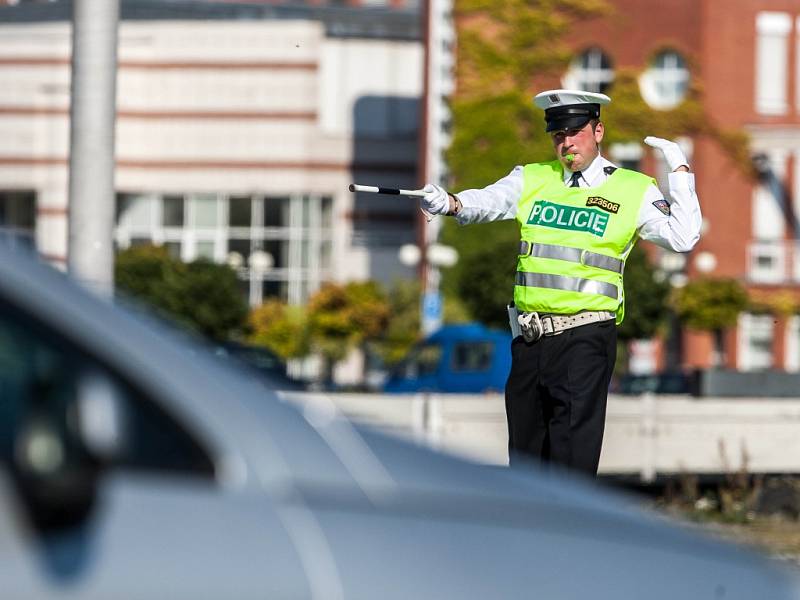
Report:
399,241,458,335
247,250,273,307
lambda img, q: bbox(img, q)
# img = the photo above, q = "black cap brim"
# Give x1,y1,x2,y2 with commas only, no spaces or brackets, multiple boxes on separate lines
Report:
545,114,594,133
544,103,600,132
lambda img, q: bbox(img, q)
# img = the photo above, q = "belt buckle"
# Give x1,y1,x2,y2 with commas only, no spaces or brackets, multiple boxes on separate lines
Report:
540,314,556,336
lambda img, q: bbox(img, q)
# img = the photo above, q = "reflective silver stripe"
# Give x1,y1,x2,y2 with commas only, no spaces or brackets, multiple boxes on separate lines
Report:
518,241,623,274
580,251,624,273
515,272,619,300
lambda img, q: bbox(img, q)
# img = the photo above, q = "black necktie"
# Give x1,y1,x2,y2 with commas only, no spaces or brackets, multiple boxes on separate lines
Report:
569,171,582,187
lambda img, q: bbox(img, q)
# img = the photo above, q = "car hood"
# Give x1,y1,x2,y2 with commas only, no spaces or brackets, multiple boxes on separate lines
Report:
267,403,800,596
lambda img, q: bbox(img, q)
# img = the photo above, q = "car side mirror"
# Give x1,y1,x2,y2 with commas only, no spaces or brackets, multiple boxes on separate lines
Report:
12,368,127,533
75,368,129,462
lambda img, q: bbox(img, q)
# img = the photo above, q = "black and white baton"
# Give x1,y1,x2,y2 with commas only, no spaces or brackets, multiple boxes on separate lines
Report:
348,184,426,198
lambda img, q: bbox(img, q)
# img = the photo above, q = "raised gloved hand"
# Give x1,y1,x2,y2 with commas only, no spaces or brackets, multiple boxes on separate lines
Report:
644,136,689,172
421,183,450,216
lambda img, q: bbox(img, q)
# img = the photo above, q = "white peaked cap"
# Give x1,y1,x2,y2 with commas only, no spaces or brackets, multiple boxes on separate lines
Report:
533,89,611,110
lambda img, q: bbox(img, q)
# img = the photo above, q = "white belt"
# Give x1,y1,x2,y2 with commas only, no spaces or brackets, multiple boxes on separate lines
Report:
516,309,615,341
538,310,615,335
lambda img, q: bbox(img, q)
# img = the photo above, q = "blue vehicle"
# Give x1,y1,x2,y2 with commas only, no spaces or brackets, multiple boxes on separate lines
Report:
384,323,512,394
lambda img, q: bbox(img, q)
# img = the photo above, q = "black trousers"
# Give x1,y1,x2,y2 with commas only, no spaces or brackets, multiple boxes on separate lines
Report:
504,319,617,477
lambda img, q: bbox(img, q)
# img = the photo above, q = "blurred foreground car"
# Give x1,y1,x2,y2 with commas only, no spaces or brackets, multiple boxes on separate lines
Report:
0,247,799,599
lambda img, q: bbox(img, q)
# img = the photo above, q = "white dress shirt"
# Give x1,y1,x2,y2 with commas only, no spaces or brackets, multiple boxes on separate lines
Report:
454,154,701,253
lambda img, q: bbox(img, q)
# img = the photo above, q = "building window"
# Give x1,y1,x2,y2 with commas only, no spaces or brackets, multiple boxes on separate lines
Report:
608,142,643,171
563,48,614,94
752,168,786,242
756,12,791,115
748,241,786,283
737,313,774,371
162,195,184,228
0,191,35,251
116,192,334,306
117,193,155,231
639,50,689,110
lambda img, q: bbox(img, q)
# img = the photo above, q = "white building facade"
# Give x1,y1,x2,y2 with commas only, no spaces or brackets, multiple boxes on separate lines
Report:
0,2,424,305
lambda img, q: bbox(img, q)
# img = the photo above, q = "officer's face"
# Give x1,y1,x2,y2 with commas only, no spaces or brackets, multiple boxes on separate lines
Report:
550,121,604,171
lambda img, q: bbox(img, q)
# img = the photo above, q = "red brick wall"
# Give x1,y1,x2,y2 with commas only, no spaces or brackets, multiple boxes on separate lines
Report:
567,0,702,71
551,0,800,370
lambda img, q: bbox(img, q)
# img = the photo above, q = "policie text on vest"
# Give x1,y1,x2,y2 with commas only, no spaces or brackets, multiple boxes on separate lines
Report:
527,200,611,237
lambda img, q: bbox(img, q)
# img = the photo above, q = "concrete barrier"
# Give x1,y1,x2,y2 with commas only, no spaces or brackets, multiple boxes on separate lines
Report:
284,391,800,480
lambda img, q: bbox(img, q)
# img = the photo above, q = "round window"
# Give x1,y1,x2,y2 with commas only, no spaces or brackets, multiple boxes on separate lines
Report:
562,47,614,94
639,50,689,110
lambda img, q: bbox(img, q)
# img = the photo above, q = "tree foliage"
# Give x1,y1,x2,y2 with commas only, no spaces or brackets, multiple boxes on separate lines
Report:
373,279,422,366
248,299,309,360
454,0,610,100
617,246,670,341
444,224,519,329
115,245,249,341
671,278,749,332
748,289,800,317
306,281,390,381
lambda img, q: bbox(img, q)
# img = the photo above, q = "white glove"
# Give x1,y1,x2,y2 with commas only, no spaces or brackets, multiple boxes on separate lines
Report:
421,183,450,216
644,136,689,171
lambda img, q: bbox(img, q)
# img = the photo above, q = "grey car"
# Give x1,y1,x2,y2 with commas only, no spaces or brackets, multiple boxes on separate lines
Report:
0,245,798,600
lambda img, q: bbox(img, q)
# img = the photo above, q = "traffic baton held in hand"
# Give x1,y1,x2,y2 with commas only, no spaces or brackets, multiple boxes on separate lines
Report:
348,183,434,221
348,184,426,198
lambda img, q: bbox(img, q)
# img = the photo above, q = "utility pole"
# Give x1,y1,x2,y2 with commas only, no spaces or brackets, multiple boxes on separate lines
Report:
67,0,120,297
419,0,455,335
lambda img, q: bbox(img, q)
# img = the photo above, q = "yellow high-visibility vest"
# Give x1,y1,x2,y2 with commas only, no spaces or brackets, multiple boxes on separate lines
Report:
514,160,654,323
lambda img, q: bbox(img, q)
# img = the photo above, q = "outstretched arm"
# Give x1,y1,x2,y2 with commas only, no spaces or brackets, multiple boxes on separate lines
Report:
420,167,524,225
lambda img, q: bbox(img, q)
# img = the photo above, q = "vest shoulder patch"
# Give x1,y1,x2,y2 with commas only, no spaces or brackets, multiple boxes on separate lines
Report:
652,199,671,216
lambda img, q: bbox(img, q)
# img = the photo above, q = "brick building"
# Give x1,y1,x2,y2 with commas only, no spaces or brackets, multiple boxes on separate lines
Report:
550,0,800,373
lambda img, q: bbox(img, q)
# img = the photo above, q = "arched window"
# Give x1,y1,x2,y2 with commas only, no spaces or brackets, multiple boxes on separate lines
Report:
563,48,614,93
639,50,690,109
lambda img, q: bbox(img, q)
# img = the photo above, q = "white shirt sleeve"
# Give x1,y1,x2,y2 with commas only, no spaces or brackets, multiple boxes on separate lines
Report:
637,172,702,253
452,166,523,225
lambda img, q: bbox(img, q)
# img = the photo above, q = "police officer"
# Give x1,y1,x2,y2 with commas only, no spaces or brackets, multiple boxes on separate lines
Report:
421,89,701,476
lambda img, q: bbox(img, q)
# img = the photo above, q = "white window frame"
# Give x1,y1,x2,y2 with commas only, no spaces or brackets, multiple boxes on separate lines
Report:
752,153,787,241
737,312,775,371
639,50,690,110
563,48,614,94
748,240,786,283
791,240,800,283
115,192,334,306
786,315,800,372
756,12,791,115
796,16,800,113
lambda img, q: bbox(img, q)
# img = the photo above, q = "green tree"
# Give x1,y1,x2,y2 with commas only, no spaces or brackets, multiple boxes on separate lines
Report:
374,279,422,366
444,224,519,329
115,245,248,341
672,278,749,367
248,299,309,360
617,246,670,342
306,281,390,384
114,244,177,310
